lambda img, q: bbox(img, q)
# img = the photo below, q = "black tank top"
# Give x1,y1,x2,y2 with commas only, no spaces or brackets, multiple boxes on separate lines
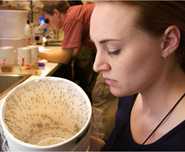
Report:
102,95,185,151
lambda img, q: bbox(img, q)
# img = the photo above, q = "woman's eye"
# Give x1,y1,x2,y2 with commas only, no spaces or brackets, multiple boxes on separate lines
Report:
107,49,121,55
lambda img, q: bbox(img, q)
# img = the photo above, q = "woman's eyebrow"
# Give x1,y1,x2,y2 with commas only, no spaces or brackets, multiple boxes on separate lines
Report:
90,36,121,44
99,39,120,44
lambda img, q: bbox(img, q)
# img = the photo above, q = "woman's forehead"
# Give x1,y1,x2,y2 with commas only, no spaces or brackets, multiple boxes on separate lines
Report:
90,3,140,42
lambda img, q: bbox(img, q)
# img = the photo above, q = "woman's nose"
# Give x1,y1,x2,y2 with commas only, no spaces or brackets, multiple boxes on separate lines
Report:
93,51,110,73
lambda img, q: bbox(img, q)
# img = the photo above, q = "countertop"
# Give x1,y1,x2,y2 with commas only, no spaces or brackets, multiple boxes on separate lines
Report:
0,46,62,100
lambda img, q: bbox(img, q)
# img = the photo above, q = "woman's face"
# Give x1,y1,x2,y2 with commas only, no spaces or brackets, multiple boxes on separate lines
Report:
90,3,164,97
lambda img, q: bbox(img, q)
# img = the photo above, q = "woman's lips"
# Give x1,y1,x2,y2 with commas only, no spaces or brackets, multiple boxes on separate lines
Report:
104,78,115,86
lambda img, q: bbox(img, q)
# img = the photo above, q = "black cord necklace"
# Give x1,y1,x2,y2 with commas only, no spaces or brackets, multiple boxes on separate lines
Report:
142,93,185,145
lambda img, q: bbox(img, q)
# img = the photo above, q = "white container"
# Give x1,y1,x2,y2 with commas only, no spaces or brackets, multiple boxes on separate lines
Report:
17,46,31,66
0,46,16,65
28,45,39,66
0,77,92,152
0,10,28,39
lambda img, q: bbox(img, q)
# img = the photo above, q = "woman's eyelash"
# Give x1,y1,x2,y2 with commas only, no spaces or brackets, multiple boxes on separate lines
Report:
107,49,121,55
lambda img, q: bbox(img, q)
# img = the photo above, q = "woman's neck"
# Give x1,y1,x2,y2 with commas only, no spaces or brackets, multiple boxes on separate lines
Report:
138,66,185,117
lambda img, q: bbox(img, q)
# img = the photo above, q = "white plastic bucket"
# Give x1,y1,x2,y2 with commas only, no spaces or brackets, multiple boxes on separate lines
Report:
0,77,92,151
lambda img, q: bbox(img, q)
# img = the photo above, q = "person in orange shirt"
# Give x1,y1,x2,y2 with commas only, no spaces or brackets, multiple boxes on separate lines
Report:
40,1,97,98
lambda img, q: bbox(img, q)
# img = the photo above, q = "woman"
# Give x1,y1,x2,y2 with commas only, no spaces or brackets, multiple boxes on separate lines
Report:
90,1,185,151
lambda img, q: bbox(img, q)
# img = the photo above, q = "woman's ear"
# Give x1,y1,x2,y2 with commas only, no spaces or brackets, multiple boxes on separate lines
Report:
161,25,180,58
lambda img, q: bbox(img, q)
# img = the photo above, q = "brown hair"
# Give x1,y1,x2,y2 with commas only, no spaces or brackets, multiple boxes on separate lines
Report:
42,1,69,15
98,1,185,72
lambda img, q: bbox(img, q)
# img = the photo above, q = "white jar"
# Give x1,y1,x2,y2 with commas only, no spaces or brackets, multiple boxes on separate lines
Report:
17,46,31,66
28,45,39,66
0,46,16,65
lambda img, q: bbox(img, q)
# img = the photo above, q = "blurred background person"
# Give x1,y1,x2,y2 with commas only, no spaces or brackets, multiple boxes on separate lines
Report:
40,1,97,98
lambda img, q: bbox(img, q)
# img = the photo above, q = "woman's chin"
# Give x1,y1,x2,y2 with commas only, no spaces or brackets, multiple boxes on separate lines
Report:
110,88,123,97
110,87,134,97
